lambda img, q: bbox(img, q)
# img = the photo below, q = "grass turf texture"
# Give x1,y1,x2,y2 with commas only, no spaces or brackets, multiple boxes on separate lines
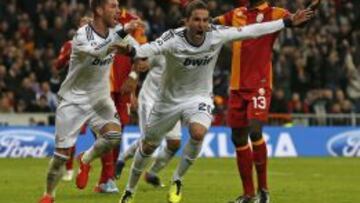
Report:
1,158,359,203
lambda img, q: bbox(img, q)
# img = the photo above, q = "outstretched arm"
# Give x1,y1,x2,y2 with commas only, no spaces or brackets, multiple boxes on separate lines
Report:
111,30,175,58
220,9,314,43
73,21,141,58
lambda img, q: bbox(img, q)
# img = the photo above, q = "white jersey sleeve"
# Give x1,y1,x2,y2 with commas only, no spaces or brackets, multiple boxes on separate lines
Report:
134,30,175,58
215,19,285,43
72,24,134,58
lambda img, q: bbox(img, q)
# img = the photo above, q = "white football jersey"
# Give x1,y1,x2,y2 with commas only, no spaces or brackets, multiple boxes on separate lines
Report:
139,55,166,102
58,24,136,104
135,20,285,102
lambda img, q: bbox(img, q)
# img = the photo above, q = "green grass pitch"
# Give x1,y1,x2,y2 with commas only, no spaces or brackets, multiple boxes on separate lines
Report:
1,158,359,203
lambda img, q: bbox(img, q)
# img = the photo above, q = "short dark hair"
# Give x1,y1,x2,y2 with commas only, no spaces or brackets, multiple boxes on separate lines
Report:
185,0,208,18
89,0,108,14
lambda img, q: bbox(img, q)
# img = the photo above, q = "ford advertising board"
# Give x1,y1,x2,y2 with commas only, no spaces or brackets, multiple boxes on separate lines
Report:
0,126,359,158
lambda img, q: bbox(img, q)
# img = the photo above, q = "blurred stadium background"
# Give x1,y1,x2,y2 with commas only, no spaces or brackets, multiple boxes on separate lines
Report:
0,0,359,203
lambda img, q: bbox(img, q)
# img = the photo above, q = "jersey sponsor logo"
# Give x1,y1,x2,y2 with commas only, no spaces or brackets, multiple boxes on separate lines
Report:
92,55,114,66
0,129,54,158
183,56,213,68
327,130,360,157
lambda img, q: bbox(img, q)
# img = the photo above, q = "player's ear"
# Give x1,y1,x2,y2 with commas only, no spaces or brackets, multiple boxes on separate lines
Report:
96,7,103,16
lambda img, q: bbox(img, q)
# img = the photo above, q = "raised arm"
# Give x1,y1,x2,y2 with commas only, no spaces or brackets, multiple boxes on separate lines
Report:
73,24,138,58
134,30,175,58
219,19,285,43
219,9,313,43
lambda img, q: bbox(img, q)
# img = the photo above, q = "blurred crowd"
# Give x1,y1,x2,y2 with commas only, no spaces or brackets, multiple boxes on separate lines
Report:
0,0,359,125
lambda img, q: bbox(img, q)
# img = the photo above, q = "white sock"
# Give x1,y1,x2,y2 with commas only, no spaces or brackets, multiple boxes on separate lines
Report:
173,138,202,181
119,140,139,162
148,145,175,175
126,147,152,193
46,153,68,196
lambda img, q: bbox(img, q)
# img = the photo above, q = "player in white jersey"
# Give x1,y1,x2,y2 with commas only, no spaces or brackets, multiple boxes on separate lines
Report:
115,55,182,187
38,0,147,203
116,1,313,202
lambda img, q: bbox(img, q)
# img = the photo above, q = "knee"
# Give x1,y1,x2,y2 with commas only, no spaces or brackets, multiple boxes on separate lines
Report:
189,123,207,141
103,130,122,147
141,140,158,155
166,139,181,153
231,128,249,147
249,120,263,142
54,148,72,158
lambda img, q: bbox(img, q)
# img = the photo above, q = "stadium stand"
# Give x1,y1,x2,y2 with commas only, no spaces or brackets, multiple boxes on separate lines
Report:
0,0,359,125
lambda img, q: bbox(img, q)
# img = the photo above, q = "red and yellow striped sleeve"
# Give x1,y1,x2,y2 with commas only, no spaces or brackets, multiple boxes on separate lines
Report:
217,10,234,26
271,7,290,20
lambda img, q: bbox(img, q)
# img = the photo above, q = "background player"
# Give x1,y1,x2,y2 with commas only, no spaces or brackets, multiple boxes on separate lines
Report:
213,0,321,202
38,0,146,202
112,1,313,202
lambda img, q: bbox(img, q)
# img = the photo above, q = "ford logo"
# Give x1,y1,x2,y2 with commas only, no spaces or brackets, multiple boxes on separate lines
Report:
327,130,360,157
0,129,55,158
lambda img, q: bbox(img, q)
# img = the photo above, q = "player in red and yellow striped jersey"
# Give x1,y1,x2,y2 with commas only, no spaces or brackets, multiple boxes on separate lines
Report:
214,0,320,202
94,8,147,193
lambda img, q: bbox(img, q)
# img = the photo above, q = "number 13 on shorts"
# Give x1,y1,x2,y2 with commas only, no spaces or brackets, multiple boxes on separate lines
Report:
248,88,271,121
251,96,266,110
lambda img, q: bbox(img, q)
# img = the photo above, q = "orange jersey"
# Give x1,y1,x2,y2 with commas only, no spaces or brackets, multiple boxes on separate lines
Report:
110,9,147,93
218,2,289,90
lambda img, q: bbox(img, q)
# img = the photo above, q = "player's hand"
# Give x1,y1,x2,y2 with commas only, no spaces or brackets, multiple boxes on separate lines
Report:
109,43,132,55
133,58,149,72
290,9,314,26
120,78,137,95
124,19,145,34
130,95,138,111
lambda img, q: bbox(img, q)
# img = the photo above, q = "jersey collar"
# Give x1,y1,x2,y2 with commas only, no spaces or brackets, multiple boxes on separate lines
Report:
88,23,109,39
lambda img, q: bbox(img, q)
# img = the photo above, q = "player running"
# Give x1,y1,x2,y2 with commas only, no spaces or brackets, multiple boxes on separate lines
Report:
54,16,92,182
115,54,182,188
93,7,147,194
112,1,313,202
37,0,146,202
213,0,321,202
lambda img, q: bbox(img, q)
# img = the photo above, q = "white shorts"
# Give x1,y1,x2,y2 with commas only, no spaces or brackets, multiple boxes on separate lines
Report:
138,92,181,141
144,96,214,145
55,97,120,148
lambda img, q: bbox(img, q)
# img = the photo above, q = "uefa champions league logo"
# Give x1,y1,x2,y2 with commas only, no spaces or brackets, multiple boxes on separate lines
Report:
327,130,360,157
0,129,55,158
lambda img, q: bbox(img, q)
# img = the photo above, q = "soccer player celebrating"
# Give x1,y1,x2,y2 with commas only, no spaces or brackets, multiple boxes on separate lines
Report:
37,0,146,202
115,54,182,188
93,7,147,193
111,1,313,202
54,16,92,182
213,0,320,202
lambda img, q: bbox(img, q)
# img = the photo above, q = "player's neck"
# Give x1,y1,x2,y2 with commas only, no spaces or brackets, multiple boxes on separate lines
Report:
91,18,109,38
249,0,267,9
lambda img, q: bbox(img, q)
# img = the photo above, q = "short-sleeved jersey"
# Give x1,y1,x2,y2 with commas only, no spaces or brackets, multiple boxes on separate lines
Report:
217,2,289,90
58,24,132,104
134,19,285,103
110,9,147,94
